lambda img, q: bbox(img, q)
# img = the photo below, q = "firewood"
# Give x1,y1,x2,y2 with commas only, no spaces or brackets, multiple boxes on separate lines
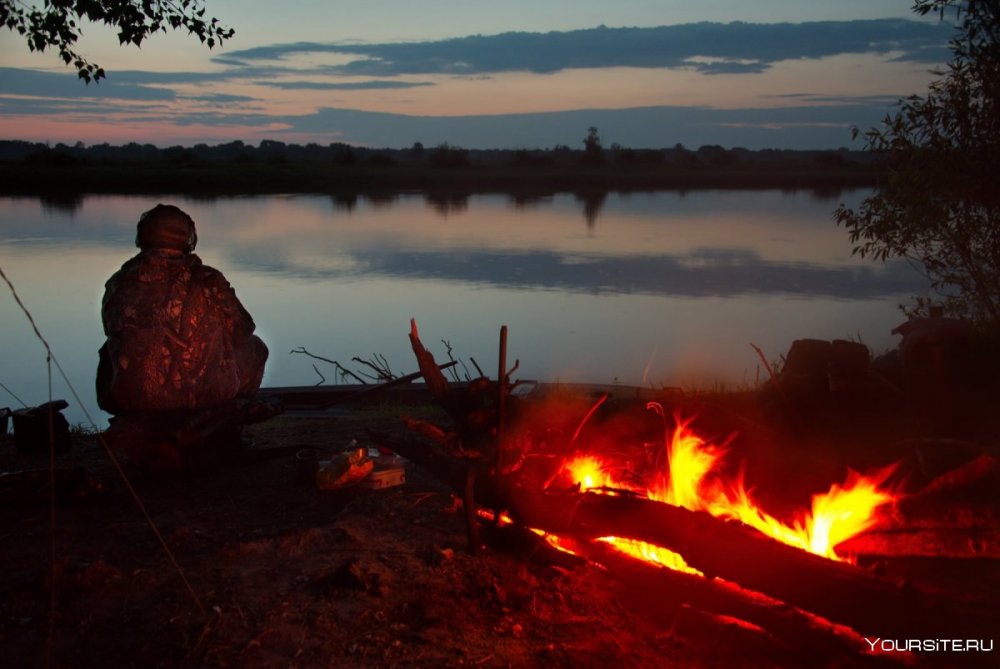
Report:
569,538,868,662
408,319,453,404
503,487,997,641
381,416,998,644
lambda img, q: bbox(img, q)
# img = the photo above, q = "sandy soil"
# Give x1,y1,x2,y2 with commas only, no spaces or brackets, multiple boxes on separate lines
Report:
1,393,997,669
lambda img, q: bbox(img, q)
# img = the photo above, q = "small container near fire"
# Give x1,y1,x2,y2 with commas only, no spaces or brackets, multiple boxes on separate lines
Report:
361,451,406,490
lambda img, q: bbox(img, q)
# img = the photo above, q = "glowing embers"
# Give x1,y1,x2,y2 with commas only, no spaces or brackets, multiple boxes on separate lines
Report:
555,403,899,567
594,537,702,575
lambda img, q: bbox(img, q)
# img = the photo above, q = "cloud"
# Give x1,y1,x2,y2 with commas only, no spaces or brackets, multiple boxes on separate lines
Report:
102,70,239,85
259,79,435,90
0,67,176,100
0,18,951,150
0,66,255,116
259,100,892,150
220,19,952,77
0,61,902,150
764,93,903,105
182,93,257,104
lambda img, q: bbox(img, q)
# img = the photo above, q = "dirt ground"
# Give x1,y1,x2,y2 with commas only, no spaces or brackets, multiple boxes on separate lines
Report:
0,390,997,669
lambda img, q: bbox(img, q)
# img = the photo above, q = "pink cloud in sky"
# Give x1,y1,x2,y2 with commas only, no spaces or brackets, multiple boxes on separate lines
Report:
0,115,301,146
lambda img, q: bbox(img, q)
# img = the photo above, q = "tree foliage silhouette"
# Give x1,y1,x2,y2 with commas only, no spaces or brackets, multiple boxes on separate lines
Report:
1,0,234,82
835,0,1000,324
581,126,605,165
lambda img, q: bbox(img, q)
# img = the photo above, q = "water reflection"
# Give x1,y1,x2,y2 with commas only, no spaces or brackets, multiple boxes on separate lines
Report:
509,193,555,210
574,190,608,228
332,193,359,212
233,245,916,300
425,192,470,217
1,190,928,428
40,193,85,215
1,190,924,293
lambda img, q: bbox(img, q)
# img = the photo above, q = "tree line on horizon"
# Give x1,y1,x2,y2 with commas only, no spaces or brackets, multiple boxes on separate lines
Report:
0,134,873,171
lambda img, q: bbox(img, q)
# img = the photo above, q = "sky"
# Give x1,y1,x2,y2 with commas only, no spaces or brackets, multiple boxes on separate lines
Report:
0,0,955,150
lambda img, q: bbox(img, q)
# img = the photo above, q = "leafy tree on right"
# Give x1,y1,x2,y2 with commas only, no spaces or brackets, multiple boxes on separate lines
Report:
835,0,1000,327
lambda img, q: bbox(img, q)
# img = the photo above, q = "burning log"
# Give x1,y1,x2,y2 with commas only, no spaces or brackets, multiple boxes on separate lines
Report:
838,453,1000,559
502,486,996,641
382,426,995,649
565,538,868,663
394,321,997,649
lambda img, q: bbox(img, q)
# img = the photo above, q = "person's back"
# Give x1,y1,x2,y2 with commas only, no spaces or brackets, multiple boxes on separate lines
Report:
98,249,265,412
97,204,267,414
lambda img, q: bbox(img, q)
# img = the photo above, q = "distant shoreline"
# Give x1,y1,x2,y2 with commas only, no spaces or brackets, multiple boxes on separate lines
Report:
0,139,884,196
0,161,882,196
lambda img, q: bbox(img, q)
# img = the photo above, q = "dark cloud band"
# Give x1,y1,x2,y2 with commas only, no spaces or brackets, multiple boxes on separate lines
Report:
221,19,952,76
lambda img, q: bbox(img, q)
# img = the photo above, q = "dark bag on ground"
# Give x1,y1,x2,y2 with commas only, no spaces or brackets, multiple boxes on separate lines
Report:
12,400,72,455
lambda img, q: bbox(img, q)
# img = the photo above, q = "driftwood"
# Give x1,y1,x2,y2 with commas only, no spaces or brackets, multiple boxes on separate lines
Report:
323,361,458,407
407,319,508,551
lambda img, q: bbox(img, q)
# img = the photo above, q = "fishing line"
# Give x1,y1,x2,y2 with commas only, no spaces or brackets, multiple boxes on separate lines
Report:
0,263,207,619
0,379,28,408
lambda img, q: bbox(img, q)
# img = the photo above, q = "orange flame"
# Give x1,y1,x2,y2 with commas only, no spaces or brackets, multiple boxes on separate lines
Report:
596,537,703,575
559,405,899,567
565,455,615,491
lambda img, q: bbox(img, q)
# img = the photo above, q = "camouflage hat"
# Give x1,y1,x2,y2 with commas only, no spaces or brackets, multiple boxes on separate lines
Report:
135,204,198,252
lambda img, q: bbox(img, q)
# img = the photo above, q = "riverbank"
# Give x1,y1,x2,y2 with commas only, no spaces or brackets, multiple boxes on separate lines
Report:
0,159,882,197
1,382,997,668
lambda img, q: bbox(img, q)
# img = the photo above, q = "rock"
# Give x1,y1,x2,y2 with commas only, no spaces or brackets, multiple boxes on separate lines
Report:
778,338,871,402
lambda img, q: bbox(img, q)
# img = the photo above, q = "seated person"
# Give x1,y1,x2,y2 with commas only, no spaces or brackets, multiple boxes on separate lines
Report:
97,204,272,469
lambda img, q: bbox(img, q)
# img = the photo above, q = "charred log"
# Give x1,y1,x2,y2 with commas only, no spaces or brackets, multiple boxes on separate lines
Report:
567,539,871,664
503,487,996,641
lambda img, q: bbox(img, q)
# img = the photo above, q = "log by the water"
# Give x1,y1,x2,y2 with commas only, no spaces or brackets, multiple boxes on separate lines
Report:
503,487,996,641
322,360,458,407
257,361,458,410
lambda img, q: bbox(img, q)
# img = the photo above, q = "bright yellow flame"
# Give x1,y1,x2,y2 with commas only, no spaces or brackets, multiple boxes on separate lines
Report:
656,414,725,509
558,410,899,568
805,467,897,558
597,537,703,576
565,455,614,491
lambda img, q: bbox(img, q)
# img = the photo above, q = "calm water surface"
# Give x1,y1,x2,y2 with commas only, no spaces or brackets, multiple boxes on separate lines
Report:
0,191,927,427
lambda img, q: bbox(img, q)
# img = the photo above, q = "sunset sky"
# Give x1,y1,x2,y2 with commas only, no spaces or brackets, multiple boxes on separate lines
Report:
0,0,954,150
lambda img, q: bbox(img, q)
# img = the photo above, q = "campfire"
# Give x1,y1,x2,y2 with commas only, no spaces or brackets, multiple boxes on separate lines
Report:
387,319,997,663
540,409,899,574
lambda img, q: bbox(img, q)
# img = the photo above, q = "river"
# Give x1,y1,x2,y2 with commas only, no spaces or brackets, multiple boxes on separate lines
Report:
0,190,927,427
